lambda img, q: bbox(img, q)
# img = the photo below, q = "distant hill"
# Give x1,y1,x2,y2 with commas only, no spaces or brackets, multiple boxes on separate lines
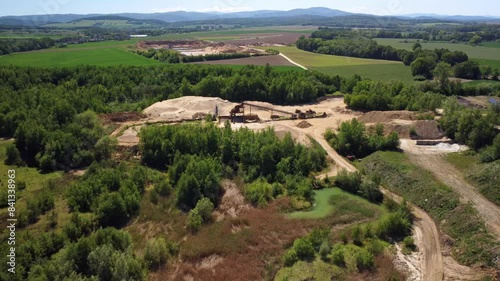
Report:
0,7,351,26
0,7,499,27
399,13,500,22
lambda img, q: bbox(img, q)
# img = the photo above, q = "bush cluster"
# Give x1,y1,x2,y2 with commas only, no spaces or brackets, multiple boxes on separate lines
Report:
325,120,399,158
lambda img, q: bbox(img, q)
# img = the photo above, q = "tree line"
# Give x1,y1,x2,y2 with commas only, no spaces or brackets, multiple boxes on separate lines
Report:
313,24,500,43
0,37,56,55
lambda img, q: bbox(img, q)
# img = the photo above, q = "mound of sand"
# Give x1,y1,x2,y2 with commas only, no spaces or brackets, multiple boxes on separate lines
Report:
297,121,312,129
143,96,237,121
413,120,443,139
358,111,421,124
372,120,443,140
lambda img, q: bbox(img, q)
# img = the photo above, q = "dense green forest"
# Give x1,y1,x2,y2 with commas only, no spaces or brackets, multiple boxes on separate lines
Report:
0,64,340,171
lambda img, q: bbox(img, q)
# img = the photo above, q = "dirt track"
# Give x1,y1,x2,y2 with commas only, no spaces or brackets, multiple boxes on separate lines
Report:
401,141,500,239
311,129,445,281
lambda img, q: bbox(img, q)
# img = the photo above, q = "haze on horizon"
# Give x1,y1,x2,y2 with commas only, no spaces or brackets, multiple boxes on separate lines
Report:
1,0,499,17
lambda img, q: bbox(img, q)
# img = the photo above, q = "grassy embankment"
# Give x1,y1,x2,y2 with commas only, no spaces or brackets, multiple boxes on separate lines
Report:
358,151,498,268
446,152,500,206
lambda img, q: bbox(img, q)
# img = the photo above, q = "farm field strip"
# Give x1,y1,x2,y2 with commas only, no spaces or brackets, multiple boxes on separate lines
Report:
375,38,500,60
262,46,414,82
0,47,159,66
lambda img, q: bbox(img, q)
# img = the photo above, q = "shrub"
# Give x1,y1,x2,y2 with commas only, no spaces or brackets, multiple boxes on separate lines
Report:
403,236,416,252
94,193,128,228
283,249,299,267
94,136,117,162
156,179,172,197
319,241,331,260
195,198,214,222
144,237,169,270
352,226,364,246
5,143,22,165
293,238,315,261
413,75,427,81
359,180,383,203
149,189,159,205
356,248,375,271
244,178,273,207
187,208,202,233
334,170,362,194
330,244,345,267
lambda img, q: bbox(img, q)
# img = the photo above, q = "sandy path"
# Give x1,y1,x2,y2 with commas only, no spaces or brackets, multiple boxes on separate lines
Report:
279,53,308,70
401,142,500,239
310,129,445,281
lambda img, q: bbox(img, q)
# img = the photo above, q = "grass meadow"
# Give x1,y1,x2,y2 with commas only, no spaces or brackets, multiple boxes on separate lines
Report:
0,46,159,66
265,46,414,82
287,188,385,219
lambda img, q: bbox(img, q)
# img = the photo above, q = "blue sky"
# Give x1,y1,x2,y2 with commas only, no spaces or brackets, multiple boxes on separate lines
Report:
2,0,499,16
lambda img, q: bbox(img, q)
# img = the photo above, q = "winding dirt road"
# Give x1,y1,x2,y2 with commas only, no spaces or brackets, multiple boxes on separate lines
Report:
312,129,445,281
401,141,500,239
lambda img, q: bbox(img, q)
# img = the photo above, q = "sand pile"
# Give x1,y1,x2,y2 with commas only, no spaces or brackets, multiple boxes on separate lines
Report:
297,121,312,129
413,120,443,139
358,111,420,123
143,96,236,121
373,120,443,139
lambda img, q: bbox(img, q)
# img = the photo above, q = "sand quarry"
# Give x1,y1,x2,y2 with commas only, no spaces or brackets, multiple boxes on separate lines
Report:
116,96,450,152
137,40,262,56
111,96,484,280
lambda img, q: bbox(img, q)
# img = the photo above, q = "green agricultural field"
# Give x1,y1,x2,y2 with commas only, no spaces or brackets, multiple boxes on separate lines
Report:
265,46,414,82
0,46,159,66
471,59,500,70
65,40,138,48
287,188,384,219
44,20,136,28
480,41,500,48
375,38,500,61
464,79,500,86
